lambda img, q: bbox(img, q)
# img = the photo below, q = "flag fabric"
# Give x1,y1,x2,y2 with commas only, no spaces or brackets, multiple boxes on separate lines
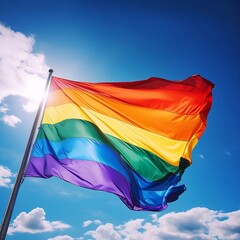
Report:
25,75,214,211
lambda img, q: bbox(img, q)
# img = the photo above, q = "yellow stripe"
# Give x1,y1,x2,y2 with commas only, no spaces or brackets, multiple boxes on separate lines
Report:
42,103,197,165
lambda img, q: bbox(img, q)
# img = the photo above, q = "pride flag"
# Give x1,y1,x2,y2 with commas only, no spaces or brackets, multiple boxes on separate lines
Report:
25,75,214,211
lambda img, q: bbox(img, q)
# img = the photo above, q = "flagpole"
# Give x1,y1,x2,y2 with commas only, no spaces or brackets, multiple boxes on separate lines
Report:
0,69,53,240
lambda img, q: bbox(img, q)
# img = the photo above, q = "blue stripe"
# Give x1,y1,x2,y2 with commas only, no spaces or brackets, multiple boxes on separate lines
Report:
31,138,184,208
32,138,132,182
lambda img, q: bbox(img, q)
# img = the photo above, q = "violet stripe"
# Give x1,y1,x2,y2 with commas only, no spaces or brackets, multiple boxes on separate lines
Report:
25,155,174,211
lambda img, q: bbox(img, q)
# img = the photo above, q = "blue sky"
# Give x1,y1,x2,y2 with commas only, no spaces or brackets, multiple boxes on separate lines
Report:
0,0,240,239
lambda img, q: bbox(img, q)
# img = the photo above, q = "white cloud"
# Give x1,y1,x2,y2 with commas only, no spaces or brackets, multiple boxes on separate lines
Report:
0,165,14,188
48,235,74,240
83,208,240,240
82,220,101,228
8,207,71,235
1,114,22,127
0,23,49,124
119,219,145,239
85,223,122,240
0,103,21,127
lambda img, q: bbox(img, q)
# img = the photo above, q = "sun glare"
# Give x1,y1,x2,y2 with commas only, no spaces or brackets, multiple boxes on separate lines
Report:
22,76,46,112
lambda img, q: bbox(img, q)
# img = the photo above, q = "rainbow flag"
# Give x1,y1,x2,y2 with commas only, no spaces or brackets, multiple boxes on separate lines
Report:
25,75,214,211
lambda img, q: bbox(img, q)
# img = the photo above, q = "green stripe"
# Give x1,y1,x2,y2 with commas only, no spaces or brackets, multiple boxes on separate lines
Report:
38,119,180,181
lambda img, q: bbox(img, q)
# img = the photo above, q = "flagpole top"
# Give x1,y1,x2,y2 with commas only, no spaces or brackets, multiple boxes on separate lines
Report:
49,69,53,73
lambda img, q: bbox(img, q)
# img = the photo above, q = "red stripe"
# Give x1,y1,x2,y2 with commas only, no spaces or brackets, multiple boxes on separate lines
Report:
49,75,214,116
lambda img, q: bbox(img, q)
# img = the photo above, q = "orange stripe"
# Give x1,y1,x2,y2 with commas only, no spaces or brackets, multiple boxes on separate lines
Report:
50,76,213,116
46,88,205,141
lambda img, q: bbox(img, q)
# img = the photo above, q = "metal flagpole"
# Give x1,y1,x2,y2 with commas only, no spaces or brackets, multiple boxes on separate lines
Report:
0,69,53,240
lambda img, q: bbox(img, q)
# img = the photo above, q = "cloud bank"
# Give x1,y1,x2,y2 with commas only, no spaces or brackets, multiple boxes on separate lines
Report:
8,207,240,239
83,207,240,240
0,23,49,127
